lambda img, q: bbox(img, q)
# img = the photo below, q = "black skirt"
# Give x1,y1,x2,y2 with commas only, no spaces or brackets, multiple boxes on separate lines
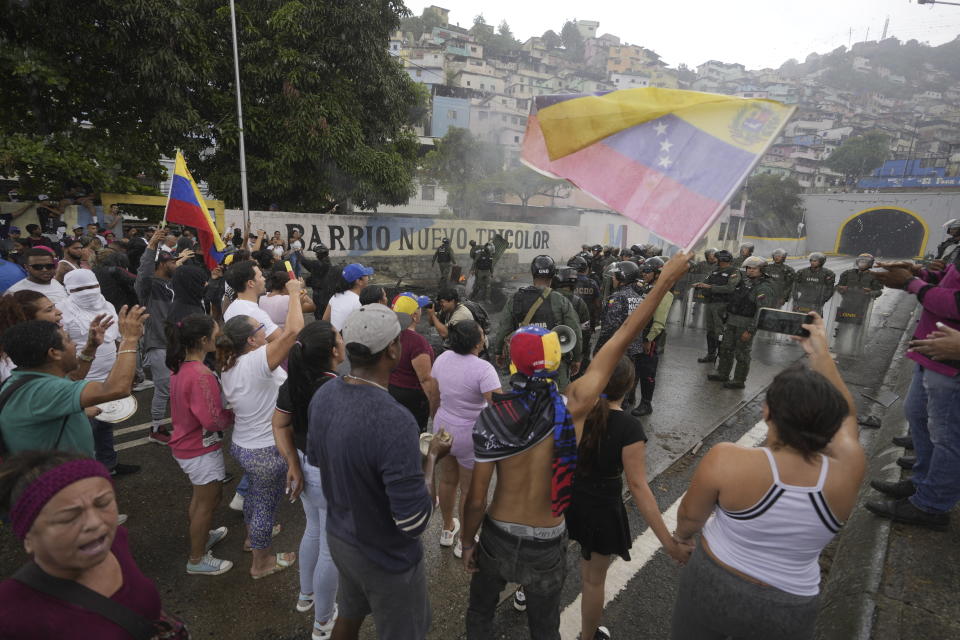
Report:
565,478,633,561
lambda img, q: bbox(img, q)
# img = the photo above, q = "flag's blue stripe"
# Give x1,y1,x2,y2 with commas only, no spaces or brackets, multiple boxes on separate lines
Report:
599,114,757,202
170,174,202,208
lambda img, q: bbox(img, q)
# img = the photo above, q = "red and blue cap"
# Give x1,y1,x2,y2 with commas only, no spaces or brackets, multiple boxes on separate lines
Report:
509,325,561,376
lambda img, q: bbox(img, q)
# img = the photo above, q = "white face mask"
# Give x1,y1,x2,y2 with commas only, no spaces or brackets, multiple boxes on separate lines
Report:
70,288,103,309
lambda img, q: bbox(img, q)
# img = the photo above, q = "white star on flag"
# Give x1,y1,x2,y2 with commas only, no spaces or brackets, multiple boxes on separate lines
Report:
659,139,673,153
654,122,668,136
657,156,673,169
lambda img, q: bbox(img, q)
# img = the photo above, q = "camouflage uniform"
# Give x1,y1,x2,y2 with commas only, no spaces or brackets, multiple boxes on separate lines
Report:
764,261,796,307
715,275,777,384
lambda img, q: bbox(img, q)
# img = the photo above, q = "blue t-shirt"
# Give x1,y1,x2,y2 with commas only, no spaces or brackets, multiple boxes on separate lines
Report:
0,259,26,294
307,377,431,572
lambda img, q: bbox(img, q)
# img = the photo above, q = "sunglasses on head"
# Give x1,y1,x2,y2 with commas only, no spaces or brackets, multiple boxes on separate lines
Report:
28,263,56,270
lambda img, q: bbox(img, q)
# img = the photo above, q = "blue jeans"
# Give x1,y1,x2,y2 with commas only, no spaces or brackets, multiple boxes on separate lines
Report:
90,417,117,470
905,363,960,513
298,451,339,624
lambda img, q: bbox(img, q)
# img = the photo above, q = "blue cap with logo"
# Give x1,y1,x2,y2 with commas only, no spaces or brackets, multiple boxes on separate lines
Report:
342,263,374,284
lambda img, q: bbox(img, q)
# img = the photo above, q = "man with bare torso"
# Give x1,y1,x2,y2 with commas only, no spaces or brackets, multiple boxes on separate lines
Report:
460,252,692,639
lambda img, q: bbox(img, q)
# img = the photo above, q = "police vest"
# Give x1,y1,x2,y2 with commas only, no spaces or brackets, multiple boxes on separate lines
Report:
476,253,493,270
436,246,452,262
512,286,557,329
726,276,767,318
704,267,737,303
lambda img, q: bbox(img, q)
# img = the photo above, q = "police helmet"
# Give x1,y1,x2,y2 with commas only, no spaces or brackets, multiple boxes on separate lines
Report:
771,248,787,259
603,245,614,255
808,252,827,265
945,219,960,233
742,256,767,269
611,247,621,257
740,242,755,252
611,260,641,284
630,244,645,255
442,237,450,245
704,247,719,258
592,244,603,253
638,256,665,274
621,247,634,259
856,253,875,268
311,243,329,257
530,254,557,278
555,267,579,287
715,249,734,263
567,255,588,272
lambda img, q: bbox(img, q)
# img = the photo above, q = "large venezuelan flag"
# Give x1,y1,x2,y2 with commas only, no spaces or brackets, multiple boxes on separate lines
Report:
521,88,795,251
165,151,226,269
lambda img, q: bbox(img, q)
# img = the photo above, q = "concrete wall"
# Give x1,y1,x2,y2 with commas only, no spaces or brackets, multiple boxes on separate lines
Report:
801,192,960,258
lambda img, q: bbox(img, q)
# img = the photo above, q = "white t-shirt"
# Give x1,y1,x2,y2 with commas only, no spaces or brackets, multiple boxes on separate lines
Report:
0,355,14,384
63,317,116,382
221,346,287,450
5,278,68,310
328,290,361,331
224,298,279,338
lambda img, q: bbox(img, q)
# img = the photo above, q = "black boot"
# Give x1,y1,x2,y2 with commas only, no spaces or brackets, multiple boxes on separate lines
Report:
698,333,718,363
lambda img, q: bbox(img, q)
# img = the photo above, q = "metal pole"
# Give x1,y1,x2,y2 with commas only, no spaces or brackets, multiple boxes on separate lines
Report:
229,0,250,229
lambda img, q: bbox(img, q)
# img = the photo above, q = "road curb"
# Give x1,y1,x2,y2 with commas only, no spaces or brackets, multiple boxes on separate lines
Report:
815,304,920,640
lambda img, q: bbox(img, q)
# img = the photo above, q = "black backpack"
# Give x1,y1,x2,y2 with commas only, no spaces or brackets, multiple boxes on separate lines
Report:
462,300,491,334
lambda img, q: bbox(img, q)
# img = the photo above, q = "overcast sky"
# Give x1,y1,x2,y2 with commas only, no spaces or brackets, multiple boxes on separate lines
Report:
416,1,960,70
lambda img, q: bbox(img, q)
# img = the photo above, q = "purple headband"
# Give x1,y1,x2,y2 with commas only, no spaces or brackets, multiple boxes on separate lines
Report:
10,459,113,540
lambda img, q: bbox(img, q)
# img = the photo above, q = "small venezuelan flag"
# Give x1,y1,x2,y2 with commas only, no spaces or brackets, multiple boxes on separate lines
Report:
165,151,227,269
521,88,795,251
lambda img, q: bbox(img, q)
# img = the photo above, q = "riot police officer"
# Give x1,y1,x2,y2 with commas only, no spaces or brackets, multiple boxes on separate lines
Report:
569,255,601,358
732,242,755,268
595,260,645,406
793,252,836,316
631,257,672,416
589,244,605,281
301,243,333,314
692,249,740,363
708,256,776,389
432,237,456,286
472,245,494,301
494,255,583,390
936,219,960,266
836,253,883,321
765,248,796,307
554,266,592,376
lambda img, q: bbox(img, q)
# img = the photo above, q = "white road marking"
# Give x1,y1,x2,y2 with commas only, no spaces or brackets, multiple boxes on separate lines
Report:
115,437,155,451
558,420,769,639
114,418,170,437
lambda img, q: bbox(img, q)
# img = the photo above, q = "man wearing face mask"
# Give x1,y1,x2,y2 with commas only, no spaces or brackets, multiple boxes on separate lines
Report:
62,269,141,477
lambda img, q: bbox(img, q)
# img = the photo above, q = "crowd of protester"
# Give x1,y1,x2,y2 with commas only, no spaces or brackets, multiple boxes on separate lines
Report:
0,211,957,640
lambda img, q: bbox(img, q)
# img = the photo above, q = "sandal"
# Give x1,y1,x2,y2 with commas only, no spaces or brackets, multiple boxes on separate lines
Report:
243,523,282,552
251,552,296,580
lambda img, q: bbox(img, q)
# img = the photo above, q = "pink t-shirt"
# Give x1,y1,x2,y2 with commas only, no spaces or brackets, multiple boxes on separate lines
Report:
169,361,235,459
431,350,501,430
0,527,162,640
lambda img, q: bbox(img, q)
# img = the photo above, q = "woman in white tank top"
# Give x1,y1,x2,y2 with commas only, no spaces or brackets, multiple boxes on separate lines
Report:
671,313,866,640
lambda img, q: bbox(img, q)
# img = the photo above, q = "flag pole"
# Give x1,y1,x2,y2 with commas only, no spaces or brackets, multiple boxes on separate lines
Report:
229,0,251,230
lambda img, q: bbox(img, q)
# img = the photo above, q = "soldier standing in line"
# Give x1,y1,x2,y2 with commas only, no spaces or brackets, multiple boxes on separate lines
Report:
631,257,672,417
568,255,601,369
732,242,755,268
472,245,494,302
553,266,592,379
765,248,796,307
835,253,883,322
432,237,456,287
793,252,836,316
692,249,740,364
493,255,582,390
708,256,777,389
594,260,645,406
935,218,960,266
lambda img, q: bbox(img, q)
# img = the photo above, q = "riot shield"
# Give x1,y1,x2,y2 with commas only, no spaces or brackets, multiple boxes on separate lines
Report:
833,291,873,356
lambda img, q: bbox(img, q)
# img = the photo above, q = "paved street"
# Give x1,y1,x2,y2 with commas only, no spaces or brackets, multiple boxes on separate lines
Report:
0,257,925,640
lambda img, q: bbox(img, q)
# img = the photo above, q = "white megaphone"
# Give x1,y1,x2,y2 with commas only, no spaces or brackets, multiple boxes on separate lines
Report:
553,325,578,354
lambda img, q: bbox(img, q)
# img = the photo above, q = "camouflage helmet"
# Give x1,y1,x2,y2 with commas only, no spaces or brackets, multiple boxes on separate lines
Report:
808,252,827,265
742,256,767,269
855,253,875,268
771,248,788,259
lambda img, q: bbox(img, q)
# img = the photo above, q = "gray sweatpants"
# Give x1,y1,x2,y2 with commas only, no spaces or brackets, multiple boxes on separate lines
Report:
671,544,819,640
143,348,170,427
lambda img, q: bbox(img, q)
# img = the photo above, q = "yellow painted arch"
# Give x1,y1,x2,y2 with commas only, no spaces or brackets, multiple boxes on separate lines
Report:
832,206,929,259
100,193,225,234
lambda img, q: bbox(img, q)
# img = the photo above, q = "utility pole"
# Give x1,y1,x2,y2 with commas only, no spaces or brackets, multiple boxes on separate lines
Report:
881,16,889,40
229,0,251,229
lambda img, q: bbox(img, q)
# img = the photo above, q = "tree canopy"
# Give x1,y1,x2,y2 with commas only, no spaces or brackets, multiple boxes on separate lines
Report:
743,174,806,237
825,132,890,186
560,22,586,62
1,0,425,212
420,128,503,217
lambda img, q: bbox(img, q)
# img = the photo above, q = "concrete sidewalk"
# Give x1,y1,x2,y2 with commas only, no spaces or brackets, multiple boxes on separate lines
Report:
817,309,960,640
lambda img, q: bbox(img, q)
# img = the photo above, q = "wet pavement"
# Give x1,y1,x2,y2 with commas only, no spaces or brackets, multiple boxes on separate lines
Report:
0,257,925,640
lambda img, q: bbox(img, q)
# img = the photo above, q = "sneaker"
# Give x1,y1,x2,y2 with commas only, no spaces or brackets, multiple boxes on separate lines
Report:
229,493,245,511
594,627,611,640
110,463,141,477
186,552,234,576
132,379,155,392
296,592,315,613
148,428,171,445
454,538,463,559
513,586,526,612
312,605,338,640
205,526,228,552
440,518,461,547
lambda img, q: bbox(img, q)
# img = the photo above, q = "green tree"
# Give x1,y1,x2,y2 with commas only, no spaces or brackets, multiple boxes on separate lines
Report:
560,21,586,62
421,128,503,217
487,165,570,214
743,174,806,237
825,132,890,186
541,30,562,50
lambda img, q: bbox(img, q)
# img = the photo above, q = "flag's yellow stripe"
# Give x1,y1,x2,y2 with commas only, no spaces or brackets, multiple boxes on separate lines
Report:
674,100,794,155
536,88,790,159
174,151,226,250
